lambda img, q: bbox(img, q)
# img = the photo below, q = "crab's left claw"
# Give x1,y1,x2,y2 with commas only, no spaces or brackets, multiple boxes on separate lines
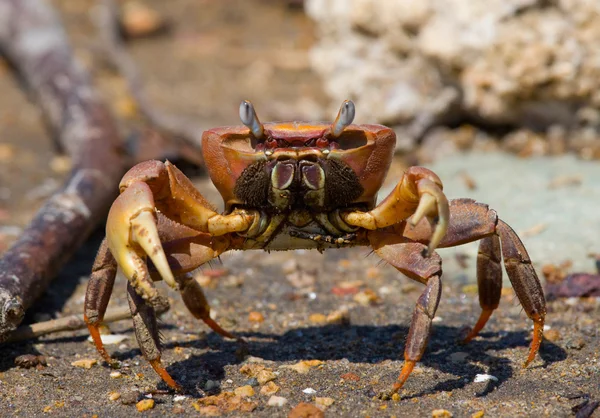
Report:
342,167,449,256
409,177,450,256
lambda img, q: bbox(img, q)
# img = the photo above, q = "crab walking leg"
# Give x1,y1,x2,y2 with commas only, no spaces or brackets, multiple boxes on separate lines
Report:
368,231,444,395
176,273,235,339
395,275,442,393
401,198,546,366
342,167,449,255
497,220,545,367
84,238,117,363
127,281,181,391
463,234,502,343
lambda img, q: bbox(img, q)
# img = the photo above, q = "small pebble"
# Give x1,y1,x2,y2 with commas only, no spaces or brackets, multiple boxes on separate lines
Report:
353,289,380,306
473,374,498,383
110,371,122,378
244,377,259,387
15,354,46,369
173,395,186,403
282,360,323,374
71,359,97,369
248,311,265,323
471,411,485,418
256,369,277,385
234,385,255,397
267,395,288,407
120,391,139,405
108,392,121,401
260,381,280,396
432,409,453,418
289,402,325,418
340,372,360,381
544,329,561,342
315,397,335,409
302,387,317,394
309,313,327,324
204,380,219,391
121,1,167,38
136,399,155,412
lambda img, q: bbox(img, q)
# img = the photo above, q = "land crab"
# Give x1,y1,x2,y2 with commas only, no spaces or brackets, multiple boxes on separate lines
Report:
84,100,546,394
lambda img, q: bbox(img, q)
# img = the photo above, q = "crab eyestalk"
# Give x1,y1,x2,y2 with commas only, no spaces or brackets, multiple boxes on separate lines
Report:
330,100,355,137
239,100,264,139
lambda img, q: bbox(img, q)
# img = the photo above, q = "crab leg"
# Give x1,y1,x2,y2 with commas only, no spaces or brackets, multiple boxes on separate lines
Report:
401,198,546,366
342,167,449,255
368,230,443,395
176,273,235,339
127,281,181,391
463,234,502,343
84,238,118,364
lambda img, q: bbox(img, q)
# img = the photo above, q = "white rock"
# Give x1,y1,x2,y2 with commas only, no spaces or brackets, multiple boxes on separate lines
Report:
87,334,128,345
267,396,288,407
474,374,499,383
302,388,317,394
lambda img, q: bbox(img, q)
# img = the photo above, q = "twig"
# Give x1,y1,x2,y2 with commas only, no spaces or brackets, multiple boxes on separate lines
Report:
0,0,128,340
5,297,170,343
96,0,206,148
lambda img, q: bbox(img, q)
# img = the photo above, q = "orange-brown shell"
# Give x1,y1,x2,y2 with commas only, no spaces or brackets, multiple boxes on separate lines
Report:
201,122,396,210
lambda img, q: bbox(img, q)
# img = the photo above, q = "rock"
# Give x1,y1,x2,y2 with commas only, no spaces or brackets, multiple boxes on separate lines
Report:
121,1,167,39
281,360,323,374
309,313,327,324
260,381,280,396
288,402,325,418
432,409,453,418
120,390,140,405
306,0,600,141
234,385,255,398
136,399,155,412
15,354,46,369
108,392,121,401
267,395,288,407
315,397,335,409
248,311,265,323
340,372,360,381
70,359,97,369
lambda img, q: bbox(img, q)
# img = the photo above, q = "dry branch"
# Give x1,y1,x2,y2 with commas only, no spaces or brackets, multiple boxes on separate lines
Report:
0,0,128,340
6,296,170,343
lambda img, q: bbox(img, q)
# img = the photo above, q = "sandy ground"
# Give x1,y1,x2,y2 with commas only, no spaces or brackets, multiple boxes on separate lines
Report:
0,1,598,417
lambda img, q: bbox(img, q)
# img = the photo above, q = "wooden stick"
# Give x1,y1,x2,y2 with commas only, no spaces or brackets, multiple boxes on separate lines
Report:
0,0,128,340
5,298,170,343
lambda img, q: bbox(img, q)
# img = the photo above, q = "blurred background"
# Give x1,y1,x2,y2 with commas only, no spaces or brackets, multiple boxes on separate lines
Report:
0,1,599,416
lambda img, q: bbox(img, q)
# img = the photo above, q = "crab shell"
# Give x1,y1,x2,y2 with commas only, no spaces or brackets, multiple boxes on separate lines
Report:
201,122,396,211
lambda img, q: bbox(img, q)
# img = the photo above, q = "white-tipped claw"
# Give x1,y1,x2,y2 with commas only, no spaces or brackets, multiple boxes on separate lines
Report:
239,100,264,139
130,211,178,289
331,100,355,137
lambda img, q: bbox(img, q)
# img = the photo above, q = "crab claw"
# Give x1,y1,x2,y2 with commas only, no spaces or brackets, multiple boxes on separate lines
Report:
409,178,449,256
106,181,177,299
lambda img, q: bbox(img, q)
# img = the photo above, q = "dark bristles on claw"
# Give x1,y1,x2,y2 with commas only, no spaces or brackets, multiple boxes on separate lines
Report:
330,100,355,137
239,100,264,139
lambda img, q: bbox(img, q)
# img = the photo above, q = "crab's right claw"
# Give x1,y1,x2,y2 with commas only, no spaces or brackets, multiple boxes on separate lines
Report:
106,181,177,299
409,178,449,256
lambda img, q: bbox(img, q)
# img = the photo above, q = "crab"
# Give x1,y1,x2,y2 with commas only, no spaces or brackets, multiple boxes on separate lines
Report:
84,100,546,394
